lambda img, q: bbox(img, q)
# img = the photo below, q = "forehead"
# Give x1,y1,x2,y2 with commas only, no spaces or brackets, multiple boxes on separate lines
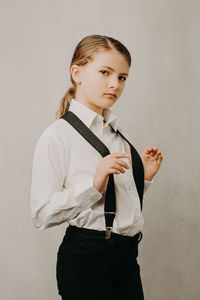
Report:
90,50,130,72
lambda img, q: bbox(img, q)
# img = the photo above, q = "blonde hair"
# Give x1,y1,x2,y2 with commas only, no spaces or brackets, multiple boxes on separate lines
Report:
55,34,132,120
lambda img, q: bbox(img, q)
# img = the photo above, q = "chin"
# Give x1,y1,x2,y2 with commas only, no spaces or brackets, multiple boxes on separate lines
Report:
102,102,114,108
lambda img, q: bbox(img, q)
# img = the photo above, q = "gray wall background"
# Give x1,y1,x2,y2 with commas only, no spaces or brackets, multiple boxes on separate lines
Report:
0,0,199,299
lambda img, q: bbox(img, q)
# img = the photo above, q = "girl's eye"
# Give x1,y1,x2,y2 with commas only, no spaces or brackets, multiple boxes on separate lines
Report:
119,76,126,81
100,70,108,75
100,70,127,81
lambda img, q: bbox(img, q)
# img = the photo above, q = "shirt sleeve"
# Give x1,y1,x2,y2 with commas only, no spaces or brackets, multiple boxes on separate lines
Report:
143,178,154,196
30,133,103,230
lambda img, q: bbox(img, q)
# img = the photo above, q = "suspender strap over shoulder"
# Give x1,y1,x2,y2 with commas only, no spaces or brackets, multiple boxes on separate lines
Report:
60,111,144,239
116,129,144,209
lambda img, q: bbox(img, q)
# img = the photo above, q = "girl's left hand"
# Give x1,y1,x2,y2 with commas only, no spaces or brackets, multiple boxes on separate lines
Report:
126,144,163,181
140,146,163,181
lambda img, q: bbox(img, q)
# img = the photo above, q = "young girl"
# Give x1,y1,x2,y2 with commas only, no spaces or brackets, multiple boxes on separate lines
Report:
30,34,163,300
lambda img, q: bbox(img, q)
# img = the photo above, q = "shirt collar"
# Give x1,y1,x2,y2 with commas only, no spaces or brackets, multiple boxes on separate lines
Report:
68,98,119,132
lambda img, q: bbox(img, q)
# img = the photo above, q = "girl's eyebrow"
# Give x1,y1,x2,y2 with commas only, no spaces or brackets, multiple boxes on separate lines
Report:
101,65,129,76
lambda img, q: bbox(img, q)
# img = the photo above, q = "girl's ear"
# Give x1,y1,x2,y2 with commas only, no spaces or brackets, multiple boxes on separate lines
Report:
71,64,81,84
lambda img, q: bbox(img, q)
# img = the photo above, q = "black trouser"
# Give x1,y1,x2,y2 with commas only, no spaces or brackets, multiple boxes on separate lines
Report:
56,225,145,300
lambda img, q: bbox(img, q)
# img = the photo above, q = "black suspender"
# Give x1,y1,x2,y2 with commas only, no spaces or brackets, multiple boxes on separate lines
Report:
116,129,144,208
60,111,144,239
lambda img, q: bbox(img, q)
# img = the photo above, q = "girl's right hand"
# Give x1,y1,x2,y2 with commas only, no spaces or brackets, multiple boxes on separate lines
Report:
93,152,130,194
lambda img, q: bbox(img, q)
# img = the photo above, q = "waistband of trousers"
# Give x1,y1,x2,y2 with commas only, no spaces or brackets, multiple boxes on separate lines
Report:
66,225,142,244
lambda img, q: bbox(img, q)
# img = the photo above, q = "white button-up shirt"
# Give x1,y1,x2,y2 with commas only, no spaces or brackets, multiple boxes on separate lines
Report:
30,98,153,236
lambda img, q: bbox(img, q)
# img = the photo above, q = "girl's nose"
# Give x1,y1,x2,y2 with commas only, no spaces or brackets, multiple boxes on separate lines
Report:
108,76,119,89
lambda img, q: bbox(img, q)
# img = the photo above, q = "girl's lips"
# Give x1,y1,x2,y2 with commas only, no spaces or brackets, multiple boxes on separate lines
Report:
104,93,116,97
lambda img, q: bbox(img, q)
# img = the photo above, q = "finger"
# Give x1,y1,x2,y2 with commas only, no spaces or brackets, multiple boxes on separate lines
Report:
157,157,163,163
157,154,163,161
144,149,150,154
149,149,154,156
147,147,156,154
111,153,129,158
144,147,152,154
146,147,152,152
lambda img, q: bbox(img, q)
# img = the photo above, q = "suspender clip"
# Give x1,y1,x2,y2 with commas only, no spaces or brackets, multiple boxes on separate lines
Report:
105,227,112,239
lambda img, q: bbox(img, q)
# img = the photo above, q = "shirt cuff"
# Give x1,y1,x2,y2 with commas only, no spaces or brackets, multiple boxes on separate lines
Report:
73,175,103,207
143,178,154,194
144,178,154,184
